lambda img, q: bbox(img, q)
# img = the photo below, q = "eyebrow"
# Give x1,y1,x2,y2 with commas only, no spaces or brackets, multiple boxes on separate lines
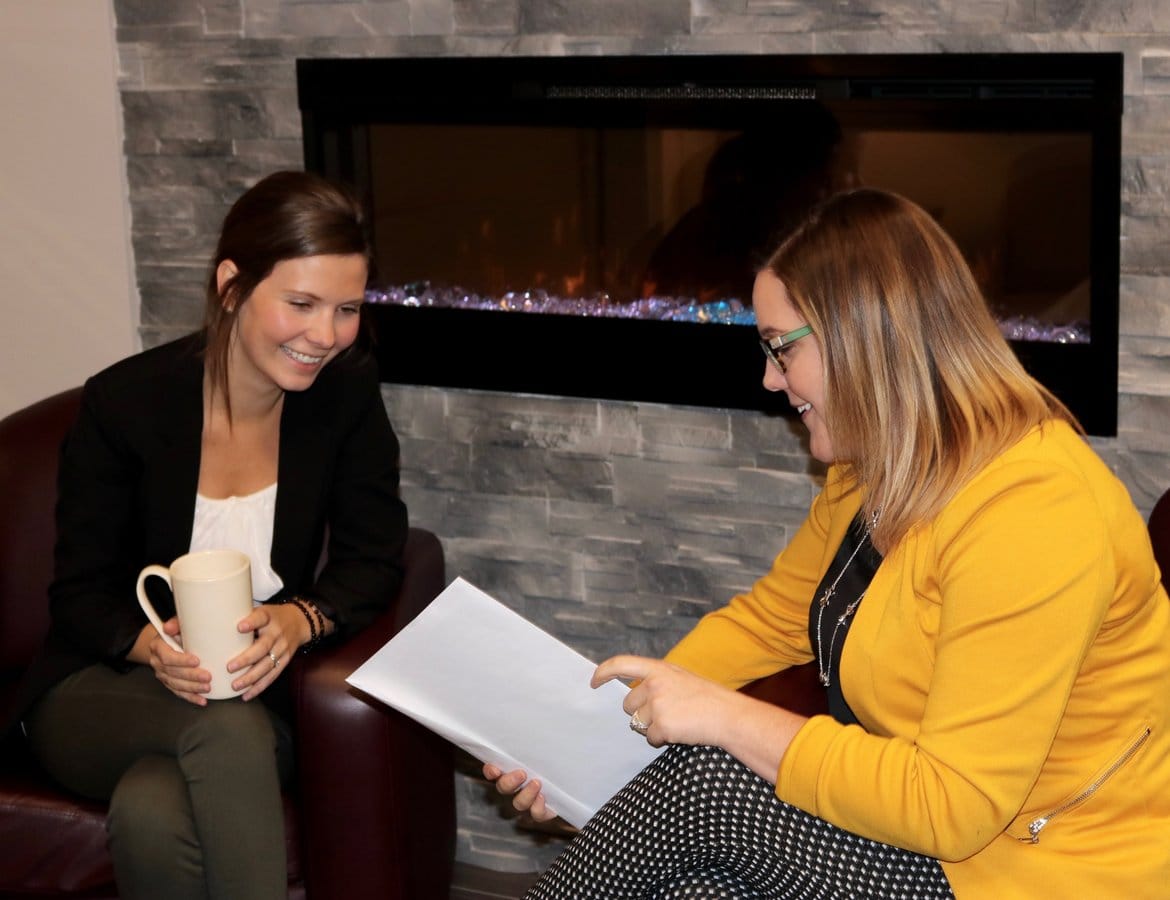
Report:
286,290,365,305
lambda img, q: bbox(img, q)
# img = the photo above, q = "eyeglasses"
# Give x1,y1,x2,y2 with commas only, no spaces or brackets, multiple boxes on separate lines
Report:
759,324,814,374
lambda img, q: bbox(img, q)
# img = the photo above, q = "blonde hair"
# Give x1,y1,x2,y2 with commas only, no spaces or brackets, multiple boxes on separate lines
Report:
765,188,1079,552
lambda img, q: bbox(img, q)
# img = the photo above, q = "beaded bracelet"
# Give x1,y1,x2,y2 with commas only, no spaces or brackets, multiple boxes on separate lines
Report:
301,597,327,646
285,596,326,653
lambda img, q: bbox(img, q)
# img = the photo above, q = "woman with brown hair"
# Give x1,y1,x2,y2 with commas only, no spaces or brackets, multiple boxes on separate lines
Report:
493,188,1170,897
16,171,408,899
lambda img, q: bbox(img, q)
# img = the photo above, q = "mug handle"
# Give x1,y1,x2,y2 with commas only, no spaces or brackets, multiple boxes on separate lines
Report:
136,565,184,653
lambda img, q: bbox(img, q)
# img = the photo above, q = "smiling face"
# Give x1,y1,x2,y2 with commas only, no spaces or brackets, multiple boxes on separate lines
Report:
754,270,835,464
222,253,368,401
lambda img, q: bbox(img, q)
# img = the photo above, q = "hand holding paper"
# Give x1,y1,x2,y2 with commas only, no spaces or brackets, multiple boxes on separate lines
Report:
346,577,664,828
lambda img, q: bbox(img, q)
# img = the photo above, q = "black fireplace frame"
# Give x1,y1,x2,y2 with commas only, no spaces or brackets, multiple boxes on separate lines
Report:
298,53,1122,434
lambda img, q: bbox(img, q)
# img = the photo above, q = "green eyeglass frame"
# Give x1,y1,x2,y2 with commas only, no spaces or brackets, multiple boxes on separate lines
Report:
759,324,814,374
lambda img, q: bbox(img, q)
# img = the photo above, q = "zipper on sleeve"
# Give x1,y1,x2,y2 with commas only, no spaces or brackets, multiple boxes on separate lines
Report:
1017,726,1151,844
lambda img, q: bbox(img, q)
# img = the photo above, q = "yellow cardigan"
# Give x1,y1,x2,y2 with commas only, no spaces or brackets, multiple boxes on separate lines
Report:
666,421,1170,897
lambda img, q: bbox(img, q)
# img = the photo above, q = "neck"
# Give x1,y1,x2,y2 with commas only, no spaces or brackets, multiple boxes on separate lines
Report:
208,346,284,425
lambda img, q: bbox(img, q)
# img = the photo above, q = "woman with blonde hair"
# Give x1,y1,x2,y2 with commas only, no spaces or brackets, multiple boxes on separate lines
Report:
491,188,1170,897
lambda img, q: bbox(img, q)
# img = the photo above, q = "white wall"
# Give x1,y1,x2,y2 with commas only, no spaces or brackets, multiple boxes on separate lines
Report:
0,0,136,419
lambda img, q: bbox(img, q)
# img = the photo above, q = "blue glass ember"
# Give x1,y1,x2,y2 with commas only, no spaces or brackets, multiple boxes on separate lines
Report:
366,283,1088,343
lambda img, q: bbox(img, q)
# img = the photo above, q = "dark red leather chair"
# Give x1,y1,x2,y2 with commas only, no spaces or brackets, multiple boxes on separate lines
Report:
0,387,455,899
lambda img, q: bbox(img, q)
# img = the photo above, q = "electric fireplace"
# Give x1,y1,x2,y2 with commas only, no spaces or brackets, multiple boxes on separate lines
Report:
297,52,1122,435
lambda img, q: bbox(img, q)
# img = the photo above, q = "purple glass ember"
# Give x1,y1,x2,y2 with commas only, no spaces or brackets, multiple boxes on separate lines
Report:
366,284,1089,343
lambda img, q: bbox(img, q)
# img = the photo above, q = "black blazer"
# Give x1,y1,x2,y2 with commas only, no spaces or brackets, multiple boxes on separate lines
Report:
15,333,408,723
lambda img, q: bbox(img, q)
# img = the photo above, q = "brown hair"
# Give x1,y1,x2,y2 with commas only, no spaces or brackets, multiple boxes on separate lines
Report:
765,188,1078,551
203,170,371,419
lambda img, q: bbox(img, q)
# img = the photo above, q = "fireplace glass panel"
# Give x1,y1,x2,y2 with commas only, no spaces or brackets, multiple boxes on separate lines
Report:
369,123,1091,339
298,53,1121,434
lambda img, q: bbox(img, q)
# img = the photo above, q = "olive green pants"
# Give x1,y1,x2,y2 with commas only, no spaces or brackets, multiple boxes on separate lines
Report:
25,664,294,900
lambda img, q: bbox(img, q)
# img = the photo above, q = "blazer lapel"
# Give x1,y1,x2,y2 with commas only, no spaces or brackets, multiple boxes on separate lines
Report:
271,386,331,589
146,345,205,562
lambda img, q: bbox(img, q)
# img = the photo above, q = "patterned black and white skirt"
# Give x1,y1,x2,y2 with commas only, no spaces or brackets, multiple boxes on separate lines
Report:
525,744,953,899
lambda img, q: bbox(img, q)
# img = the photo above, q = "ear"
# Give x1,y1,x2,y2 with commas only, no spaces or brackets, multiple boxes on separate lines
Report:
216,260,239,311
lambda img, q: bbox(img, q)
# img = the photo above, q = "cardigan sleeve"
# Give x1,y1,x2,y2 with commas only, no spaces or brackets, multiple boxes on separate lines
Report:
296,362,408,638
666,465,861,687
777,454,1120,861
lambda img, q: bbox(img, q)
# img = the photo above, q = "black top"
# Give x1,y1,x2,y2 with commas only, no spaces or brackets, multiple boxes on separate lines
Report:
808,514,883,726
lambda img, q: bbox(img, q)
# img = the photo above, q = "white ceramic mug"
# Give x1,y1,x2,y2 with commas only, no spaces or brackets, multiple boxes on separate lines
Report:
136,549,254,699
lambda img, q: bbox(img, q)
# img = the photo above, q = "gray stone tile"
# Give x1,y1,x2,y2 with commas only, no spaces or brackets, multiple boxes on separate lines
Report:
441,494,550,542
548,498,645,540
131,230,214,269
382,384,450,438
1121,156,1170,218
1120,274,1170,337
1118,392,1170,452
116,23,210,43
115,0,202,27
1119,349,1170,398
445,390,600,447
125,156,259,193
204,1,245,35
122,88,279,142
519,0,689,36
395,485,449,533
410,0,455,34
468,446,616,503
1123,94,1170,157
117,43,145,88
1141,50,1170,93
228,139,304,169
1114,448,1170,512
139,139,236,159
650,32,762,53
1121,212,1170,276
454,0,519,34
1029,0,1163,33
275,2,413,38
397,436,473,491
138,286,205,328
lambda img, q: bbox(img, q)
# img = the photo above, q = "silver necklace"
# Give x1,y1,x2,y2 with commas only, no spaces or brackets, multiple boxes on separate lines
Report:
815,510,879,688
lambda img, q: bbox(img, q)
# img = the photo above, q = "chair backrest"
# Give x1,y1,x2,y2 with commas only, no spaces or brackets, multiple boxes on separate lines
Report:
0,388,82,674
1148,488,1170,595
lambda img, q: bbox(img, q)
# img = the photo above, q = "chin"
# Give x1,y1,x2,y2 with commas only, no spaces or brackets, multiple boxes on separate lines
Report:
274,369,324,392
808,436,835,465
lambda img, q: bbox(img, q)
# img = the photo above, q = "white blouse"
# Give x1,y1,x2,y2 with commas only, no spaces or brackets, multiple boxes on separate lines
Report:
190,483,285,602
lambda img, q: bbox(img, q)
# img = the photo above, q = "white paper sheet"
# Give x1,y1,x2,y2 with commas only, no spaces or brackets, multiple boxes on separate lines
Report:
346,577,664,828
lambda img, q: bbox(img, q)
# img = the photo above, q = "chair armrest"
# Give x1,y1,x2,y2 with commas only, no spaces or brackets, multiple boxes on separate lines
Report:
289,527,454,900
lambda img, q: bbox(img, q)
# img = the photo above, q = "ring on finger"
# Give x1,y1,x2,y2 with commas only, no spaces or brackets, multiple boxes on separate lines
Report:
629,709,649,735
269,651,280,672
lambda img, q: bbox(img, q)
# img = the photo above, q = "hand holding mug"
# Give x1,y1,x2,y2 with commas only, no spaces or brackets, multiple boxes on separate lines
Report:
139,615,213,704
136,549,255,700
223,600,310,701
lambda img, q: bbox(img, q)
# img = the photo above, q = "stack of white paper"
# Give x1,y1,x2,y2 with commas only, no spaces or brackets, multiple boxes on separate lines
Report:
346,577,664,828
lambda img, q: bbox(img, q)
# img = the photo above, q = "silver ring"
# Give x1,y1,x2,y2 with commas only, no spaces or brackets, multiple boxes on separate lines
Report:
269,651,279,671
629,710,649,735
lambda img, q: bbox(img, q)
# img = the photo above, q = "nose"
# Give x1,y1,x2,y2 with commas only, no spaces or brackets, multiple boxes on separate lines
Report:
762,359,787,393
306,310,335,349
